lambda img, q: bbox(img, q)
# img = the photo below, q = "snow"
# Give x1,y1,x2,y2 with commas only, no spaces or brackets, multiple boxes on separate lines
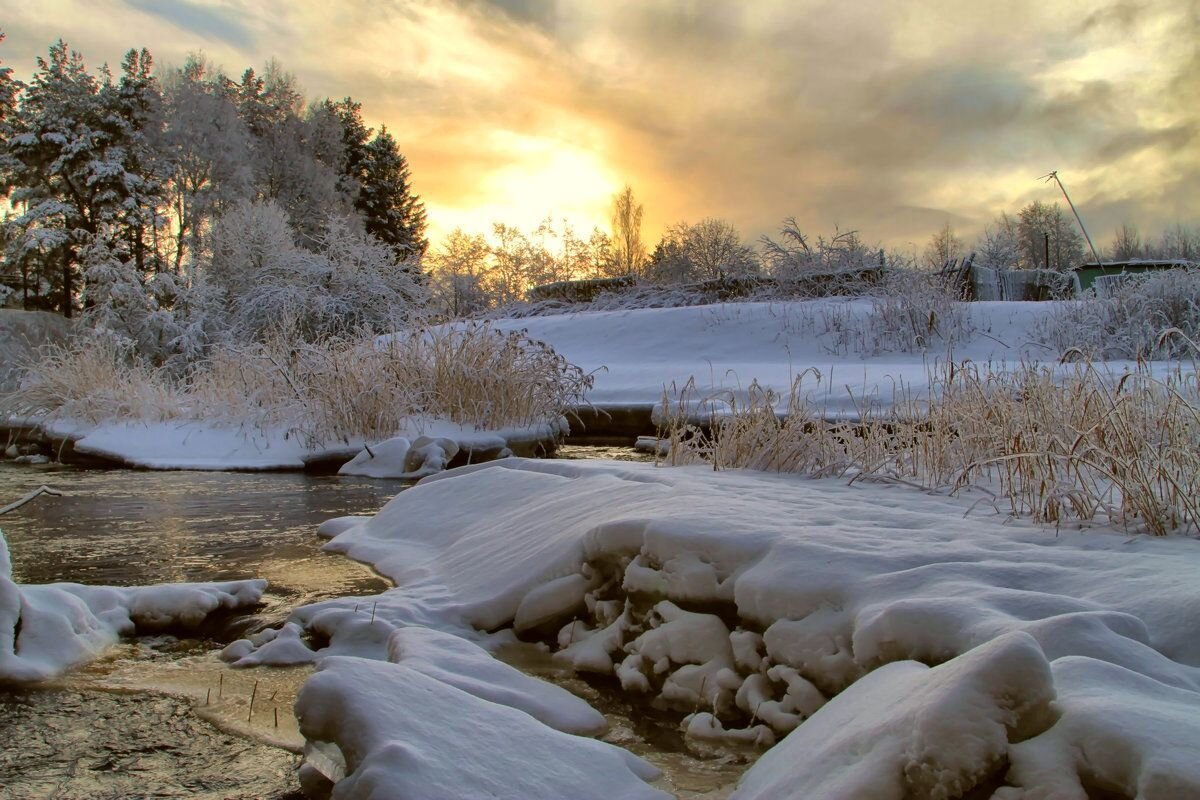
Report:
483,300,1176,415
228,457,1200,797
0,528,266,683
295,655,666,800
733,632,1057,800
38,417,556,473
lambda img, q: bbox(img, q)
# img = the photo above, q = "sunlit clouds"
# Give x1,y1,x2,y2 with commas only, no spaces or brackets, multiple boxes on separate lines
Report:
8,0,1198,248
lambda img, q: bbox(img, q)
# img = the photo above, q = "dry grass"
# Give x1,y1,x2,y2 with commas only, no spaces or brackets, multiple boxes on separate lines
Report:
661,349,1200,535
3,324,593,446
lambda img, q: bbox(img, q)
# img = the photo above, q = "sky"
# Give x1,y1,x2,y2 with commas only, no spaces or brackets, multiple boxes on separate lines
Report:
3,0,1198,253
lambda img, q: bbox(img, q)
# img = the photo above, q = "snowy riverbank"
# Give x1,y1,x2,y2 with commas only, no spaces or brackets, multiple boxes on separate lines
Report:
0,527,265,683
485,300,1181,417
3,417,565,473
225,458,1200,797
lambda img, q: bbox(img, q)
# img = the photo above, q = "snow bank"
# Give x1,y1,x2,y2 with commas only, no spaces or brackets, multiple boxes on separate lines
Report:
0,528,265,683
233,458,1200,796
485,301,1172,415
40,417,558,473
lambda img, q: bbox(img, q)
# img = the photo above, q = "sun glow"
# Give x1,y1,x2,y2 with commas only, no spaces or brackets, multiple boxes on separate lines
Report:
425,131,622,243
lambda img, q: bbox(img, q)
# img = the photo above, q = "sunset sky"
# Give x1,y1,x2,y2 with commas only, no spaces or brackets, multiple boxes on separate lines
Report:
4,0,1198,252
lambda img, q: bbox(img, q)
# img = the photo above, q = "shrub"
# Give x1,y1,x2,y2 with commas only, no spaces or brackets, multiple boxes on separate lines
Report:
1036,269,1200,359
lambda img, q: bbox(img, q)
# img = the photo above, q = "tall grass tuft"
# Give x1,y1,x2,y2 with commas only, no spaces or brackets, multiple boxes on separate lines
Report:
4,324,593,446
661,355,1200,535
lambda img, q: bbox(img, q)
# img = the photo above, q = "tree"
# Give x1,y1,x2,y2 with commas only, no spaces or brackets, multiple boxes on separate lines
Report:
192,199,427,343
609,185,646,277
1109,222,1143,261
427,227,491,317
1016,201,1083,270
1157,223,1200,261
156,55,254,276
923,221,964,269
647,218,758,283
358,126,427,258
975,213,1019,269
3,40,131,316
0,30,22,194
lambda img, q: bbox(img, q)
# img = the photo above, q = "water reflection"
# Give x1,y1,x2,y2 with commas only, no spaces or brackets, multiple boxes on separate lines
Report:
0,464,394,609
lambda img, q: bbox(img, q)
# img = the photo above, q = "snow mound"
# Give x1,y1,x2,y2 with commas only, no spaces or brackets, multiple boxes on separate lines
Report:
1,529,266,683
295,655,666,800
388,626,607,735
235,458,1200,795
338,435,464,479
733,632,1056,800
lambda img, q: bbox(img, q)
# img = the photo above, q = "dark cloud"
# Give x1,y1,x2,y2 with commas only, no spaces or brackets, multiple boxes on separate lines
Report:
123,0,256,52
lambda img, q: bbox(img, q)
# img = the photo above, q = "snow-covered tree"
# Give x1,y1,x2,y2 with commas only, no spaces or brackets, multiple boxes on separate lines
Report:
192,199,427,343
975,213,1020,269
922,221,964,269
156,55,255,276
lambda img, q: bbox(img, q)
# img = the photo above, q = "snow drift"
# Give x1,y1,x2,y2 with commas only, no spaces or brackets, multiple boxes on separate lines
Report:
225,458,1200,797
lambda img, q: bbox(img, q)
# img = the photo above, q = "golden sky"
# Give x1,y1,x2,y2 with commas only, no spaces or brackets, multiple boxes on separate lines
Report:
5,0,1198,251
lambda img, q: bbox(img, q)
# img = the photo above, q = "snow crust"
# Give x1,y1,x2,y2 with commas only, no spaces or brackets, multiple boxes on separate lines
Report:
0,529,266,682
228,458,1200,796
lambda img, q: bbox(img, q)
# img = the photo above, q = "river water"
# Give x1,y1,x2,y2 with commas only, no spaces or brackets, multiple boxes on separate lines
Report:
0,448,746,799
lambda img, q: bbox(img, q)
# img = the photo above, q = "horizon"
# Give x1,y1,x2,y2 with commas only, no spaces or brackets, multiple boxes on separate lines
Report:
4,0,1197,253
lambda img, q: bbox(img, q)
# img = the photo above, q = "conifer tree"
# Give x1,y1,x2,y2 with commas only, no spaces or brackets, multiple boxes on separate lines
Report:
358,126,427,258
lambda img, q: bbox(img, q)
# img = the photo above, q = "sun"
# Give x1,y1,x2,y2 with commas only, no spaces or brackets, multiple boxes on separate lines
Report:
425,131,623,245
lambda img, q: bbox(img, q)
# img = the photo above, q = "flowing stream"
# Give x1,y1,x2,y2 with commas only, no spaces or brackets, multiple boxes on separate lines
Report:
0,448,746,799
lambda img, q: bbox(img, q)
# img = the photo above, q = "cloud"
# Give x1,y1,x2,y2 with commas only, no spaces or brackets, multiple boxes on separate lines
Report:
122,0,256,52
4,0,1197,248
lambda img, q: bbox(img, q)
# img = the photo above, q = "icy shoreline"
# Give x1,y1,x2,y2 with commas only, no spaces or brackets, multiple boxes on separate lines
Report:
0,528,266,683
1,416,565,474
224,458,1200,798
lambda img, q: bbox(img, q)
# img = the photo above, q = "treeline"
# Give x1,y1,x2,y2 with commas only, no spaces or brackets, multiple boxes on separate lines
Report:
423,188,1197,319
0,34,427,360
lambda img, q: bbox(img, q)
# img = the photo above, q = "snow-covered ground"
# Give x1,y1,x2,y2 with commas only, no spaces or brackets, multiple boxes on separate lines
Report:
486,300,1167,415
225,458,1200,798
0,528,265,683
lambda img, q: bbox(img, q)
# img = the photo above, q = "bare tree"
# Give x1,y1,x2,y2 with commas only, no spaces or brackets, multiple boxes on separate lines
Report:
922,221,964,269
609,185,646,277
1109,222,1143,261
649,218,758,282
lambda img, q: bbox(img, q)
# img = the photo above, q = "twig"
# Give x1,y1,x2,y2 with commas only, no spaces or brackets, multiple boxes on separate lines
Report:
0,485,64,516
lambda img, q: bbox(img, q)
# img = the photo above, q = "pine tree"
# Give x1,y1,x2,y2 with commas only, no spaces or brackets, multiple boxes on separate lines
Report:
4,40,109,316
358,126,427,258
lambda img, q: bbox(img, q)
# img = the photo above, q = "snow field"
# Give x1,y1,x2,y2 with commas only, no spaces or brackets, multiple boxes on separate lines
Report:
225,459,1200,797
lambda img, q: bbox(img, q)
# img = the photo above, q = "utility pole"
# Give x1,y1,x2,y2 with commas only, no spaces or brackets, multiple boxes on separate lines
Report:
1040,171,1103,266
